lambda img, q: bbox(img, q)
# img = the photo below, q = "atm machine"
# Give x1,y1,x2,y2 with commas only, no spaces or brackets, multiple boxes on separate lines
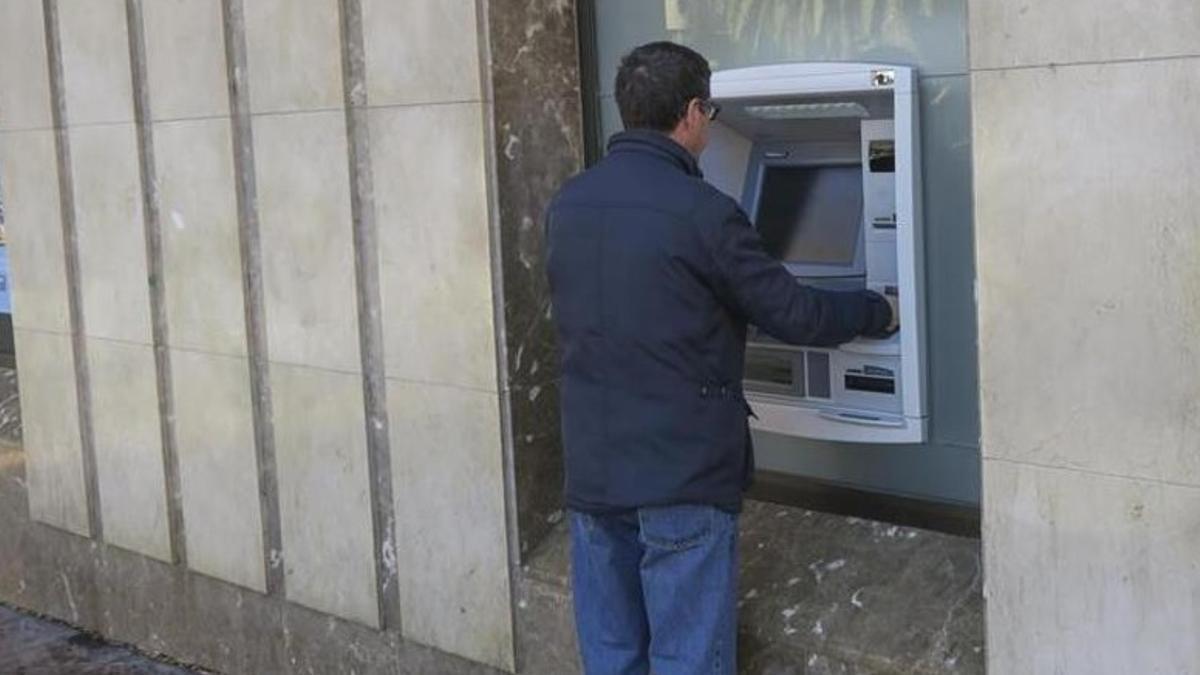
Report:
700,63,928,443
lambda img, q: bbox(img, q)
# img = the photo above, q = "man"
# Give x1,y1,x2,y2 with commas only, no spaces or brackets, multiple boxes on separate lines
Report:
545,42,897,675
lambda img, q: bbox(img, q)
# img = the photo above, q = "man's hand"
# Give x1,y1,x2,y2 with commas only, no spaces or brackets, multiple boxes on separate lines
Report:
883,290,900,333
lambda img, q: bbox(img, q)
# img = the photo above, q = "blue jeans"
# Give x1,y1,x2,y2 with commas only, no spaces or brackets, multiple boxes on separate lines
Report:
569,505,739,675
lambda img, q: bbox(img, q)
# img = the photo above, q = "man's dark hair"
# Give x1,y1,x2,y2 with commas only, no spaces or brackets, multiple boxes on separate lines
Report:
615,41,711,132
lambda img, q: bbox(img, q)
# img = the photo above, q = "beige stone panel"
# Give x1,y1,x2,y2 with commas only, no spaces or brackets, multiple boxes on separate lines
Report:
973,61,1200,485
172,349,264,591
371,103,497,391
970,0,1200,70
155,118,246,356
142,0,229,121
0,0,53,130
272,362,377,626
983,459,1200,674
89,338,171,562
58,0,134,125
243,0,343,114
0,131,71,333
253,111,360,373
389,379,513,670
14,329,89,536
70,123,153,345
362,0,481,107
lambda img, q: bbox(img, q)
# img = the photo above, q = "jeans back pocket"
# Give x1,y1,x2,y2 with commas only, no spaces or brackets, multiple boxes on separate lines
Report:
637,504,718,551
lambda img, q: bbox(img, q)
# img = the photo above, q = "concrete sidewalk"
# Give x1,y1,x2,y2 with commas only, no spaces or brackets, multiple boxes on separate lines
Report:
0,604,205,674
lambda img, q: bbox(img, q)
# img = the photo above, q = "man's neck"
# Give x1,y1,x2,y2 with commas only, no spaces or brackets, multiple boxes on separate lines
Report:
668,129,701,159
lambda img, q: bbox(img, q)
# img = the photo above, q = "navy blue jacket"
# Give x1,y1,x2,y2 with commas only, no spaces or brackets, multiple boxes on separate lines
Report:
546,130,892,513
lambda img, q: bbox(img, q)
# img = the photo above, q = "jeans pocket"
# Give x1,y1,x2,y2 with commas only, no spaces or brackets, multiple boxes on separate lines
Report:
569,510,596,537
637,504,716,551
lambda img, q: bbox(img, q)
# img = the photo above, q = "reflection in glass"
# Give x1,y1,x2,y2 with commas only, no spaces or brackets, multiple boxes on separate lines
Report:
595,0,967,99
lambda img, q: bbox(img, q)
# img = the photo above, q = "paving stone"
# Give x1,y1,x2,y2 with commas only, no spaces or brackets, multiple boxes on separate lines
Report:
0,605,204,674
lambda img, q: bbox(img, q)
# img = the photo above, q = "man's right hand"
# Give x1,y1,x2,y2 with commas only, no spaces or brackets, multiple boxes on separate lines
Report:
883,290,900,333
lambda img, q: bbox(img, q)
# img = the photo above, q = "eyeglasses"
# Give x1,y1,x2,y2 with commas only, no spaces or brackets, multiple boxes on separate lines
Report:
698,99,721,121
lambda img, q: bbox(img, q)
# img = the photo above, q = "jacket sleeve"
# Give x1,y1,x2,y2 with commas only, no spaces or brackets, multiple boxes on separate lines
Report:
696,193,893,347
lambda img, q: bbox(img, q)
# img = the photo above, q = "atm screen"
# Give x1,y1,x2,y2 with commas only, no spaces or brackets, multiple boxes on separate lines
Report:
754,164,863,267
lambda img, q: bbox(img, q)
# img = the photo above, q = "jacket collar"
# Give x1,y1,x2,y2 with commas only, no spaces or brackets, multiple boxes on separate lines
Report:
606,129,703,178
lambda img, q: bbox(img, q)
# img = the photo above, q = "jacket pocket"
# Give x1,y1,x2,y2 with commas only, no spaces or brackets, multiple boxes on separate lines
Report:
743,398,758,419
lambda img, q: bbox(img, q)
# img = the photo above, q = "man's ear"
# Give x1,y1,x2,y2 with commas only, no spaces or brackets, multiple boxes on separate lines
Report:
672,105,693,135
682,99,700,129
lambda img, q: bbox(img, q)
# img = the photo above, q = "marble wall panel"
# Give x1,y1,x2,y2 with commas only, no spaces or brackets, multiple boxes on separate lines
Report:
389,379,513,671
0,131,71,333
142,0,230,121
243,0,343,114
172,349,264,592
70,123,152,345
362,0,481,106
970,0,1200,70
272,362,377,626
485,0,585,560
0,0,53,130
984,459,1200,673
371,102,496,391
88,338,171,562
155,118,246,356
253,111,359,373
58,0,133,126
13,329,88,536
973,59,1200,486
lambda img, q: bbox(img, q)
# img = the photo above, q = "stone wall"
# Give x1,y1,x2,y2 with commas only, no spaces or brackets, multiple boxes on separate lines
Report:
970,1,1200,672
0,0,523,671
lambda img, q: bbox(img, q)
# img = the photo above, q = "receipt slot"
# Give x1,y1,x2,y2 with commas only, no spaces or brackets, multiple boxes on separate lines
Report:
700,63,928,443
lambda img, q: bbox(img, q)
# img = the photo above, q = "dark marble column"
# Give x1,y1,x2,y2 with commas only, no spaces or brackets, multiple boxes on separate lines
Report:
483,1,585,559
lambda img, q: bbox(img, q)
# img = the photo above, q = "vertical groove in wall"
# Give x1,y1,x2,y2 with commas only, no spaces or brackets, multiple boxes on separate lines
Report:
125,0,186,566
42,0,103,541
221,0,284,597
337,0,400,631
575,0,602,166
475,0,523,666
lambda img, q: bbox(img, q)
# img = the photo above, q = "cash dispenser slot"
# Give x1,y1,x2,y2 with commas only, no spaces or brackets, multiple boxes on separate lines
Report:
845,373,896,395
